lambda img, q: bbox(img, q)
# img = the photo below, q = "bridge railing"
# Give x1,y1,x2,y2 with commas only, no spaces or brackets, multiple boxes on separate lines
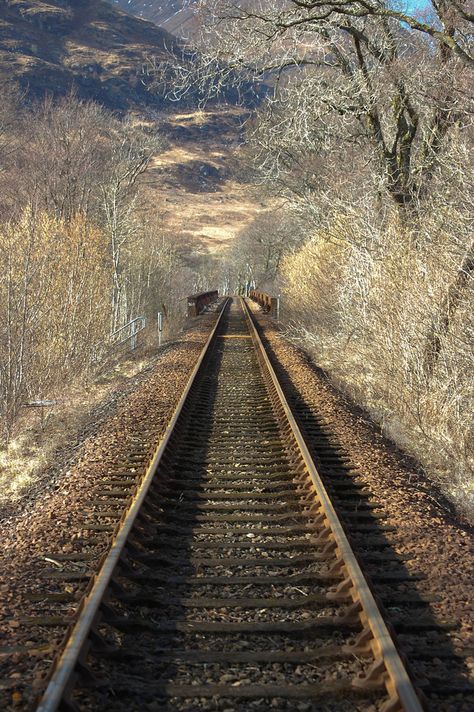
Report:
187,290,219,317
249,290,280,319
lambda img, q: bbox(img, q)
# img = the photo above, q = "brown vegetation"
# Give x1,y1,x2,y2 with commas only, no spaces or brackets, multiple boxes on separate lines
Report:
185,1,474,515
280,206,474,517
0,0,179,110
0,90,213,449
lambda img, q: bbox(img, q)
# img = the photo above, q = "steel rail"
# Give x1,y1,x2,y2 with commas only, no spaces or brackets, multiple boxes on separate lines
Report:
242,297,423,712
36,295,423,712
36,298,230,712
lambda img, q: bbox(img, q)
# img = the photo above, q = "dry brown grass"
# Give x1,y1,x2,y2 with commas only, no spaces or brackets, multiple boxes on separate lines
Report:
0,343,165,507
148,109,264,254
281,211,474,518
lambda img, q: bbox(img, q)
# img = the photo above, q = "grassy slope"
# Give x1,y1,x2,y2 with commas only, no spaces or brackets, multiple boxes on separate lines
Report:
149,108,264,255
0,0,178,109
106,0,198,38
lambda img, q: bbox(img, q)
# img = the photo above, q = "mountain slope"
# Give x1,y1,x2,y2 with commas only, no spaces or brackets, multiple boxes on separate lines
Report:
107,0,199,39
0,0,179,109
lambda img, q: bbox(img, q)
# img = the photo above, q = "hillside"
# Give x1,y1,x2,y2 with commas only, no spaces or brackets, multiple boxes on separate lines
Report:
0,0,179,109
107,0,198,39
149,107,264,255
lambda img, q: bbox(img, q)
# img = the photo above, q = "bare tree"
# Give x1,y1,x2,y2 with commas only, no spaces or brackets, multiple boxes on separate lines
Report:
280,172,474,511
155,0,473,385
0,91,179,444
21,94,111,222
421,126,474,375
13,96,165,331
228,209,307,290
100,120,164,330
161,1,472,212
0,82,21,166
196,0,474,68
151,1,474,511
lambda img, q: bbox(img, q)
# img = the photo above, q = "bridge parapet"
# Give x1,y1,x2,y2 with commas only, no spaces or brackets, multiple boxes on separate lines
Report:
187,290,219,317
249,290,279,319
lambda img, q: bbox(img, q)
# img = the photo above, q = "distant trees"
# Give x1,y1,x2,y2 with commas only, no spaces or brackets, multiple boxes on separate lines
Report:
100,119,162,329
7,97,165,330
0,84,21,179
228,210,307,291
23,97,110,222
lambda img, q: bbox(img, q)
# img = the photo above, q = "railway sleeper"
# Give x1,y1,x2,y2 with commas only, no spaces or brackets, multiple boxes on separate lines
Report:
35,300,425,712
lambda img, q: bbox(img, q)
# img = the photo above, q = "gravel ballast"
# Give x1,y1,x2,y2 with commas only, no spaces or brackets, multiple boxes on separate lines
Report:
1,298,473,711
247,301,474,708
0,305,223,711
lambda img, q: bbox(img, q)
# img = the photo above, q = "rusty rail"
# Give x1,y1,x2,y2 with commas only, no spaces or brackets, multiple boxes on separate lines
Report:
249,289,279,318
187,290,218,317
242,298,423,712
35,297,424,712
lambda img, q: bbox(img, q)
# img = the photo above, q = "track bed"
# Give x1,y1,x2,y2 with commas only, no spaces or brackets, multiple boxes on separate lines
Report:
34,301,429,711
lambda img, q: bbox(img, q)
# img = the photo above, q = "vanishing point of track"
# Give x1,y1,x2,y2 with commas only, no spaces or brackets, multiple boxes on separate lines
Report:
36,298,423,712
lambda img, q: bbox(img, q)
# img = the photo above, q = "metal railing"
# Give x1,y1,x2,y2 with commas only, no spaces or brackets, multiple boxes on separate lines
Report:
249,290,280,320
111,316,146,351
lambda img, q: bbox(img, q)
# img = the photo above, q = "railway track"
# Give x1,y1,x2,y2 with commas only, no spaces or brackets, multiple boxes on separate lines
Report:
34,297,426,712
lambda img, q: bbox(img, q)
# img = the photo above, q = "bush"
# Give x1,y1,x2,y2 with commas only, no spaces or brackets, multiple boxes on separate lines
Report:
281,208,474,516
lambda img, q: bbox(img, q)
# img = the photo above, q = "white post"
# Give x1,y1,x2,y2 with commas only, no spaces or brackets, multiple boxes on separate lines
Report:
157,311,163,347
